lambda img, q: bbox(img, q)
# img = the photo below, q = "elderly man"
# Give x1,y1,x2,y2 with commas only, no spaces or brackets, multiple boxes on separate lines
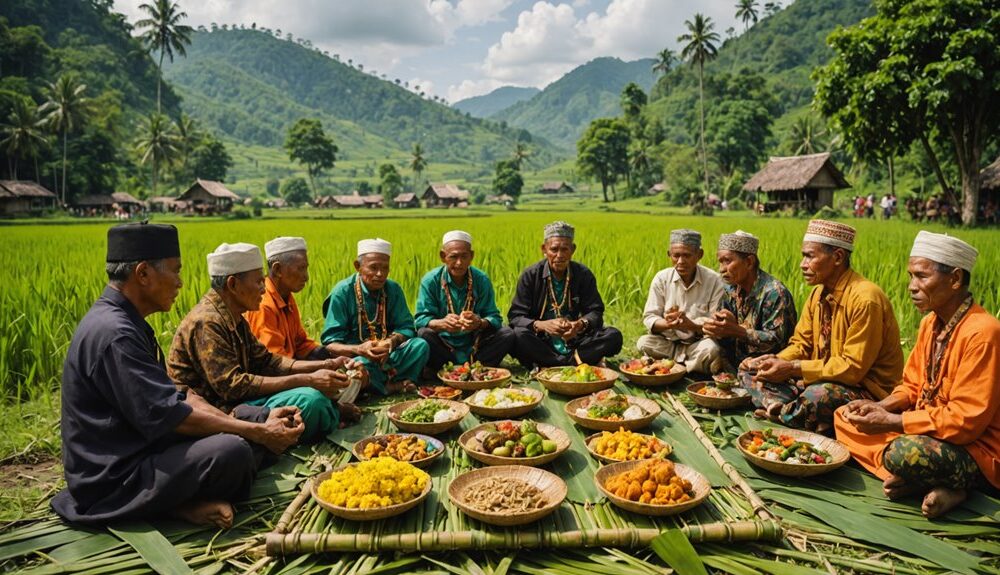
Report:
638,229,725,374
321,238,430,394
169,243,354,443
245,236,366,422
746,220,904,432
509,221,622,368
415,230,515,371
703,231,797,370
835,233,999,518
55,224,302,529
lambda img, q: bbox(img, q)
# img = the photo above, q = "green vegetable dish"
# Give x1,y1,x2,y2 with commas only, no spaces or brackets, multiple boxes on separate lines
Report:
473,420,558,458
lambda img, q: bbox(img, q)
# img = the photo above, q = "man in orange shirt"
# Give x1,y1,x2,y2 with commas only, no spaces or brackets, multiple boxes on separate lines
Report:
835,231,999,518
245,237,364,421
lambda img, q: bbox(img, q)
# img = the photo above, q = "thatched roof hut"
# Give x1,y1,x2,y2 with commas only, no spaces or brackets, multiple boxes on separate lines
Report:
178,179,240,213
422,183,469,207
0,180,57,216
394,193,420,208
743,152,849,214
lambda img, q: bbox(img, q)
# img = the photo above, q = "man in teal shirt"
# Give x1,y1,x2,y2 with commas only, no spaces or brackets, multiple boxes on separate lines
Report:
321,238,429,395
415,230,515,371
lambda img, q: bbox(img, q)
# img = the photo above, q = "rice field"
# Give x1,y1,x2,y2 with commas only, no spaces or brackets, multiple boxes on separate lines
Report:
1,211,998,401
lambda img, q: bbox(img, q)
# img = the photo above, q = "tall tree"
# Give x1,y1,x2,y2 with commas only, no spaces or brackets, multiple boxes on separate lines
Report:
576,117,630,203
135,113,179,198
135,0,193,114
173,113,201,182
787,115,828,155
0,98,48,181
378,163,403,204
620,82,648,122
284,118,337,197
735,0,759,33
511,141,532,170
189,135,232,182
40,75,90,204
814,0,1000,225
652,48,676,77
678,13,720,195
493,159,524,202
409,143,427,192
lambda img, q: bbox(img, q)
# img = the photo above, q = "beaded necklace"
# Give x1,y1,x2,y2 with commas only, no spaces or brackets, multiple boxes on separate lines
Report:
354,274,387,342
441,267,475,314
543,267,571,318
919,295,974,407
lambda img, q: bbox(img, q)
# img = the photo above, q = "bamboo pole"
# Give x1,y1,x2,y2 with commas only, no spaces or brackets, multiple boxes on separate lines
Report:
663,393,774,521
273,479,313,535
265,519,782,556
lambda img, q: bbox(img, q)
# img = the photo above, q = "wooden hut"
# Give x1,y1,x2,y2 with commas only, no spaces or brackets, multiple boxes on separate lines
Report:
394,193,420,208
538,181,574,194
647,182,666,196
743,152,849,214
0,180,57,216
979,156,1000,224
178,179,241,214
422,183,469,208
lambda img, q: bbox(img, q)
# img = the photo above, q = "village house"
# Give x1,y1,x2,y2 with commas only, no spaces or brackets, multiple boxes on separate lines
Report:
0,180,58,216
422,183,469,208
743,152,849,214
177,179,241,214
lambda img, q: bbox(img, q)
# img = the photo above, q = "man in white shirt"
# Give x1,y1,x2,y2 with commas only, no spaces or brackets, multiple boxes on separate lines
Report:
637,229,726,374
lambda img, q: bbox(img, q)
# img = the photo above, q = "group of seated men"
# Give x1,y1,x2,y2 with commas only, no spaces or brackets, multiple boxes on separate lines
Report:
54,218,997,528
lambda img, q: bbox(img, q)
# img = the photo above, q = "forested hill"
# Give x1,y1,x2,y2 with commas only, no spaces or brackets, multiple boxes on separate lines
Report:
491,57,657,149
648,0,874,144
164,29,561,164
453,86,540,118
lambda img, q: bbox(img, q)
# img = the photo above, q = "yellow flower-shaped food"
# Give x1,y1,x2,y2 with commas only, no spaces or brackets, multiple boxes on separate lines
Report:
317,459,429,509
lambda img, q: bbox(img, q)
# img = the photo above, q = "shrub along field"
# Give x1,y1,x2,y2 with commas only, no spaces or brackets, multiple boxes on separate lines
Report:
2,211,997,406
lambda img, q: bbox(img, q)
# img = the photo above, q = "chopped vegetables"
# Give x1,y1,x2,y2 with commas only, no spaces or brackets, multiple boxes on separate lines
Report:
744,428,832,464
399,400,459,423
574,390,646,421
543,364,602,383
474,420,558,458
468,387,538,409
621,356,677,375
440,361,505,382
362,434,438,463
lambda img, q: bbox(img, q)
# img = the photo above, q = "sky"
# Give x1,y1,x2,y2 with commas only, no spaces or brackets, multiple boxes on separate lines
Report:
113,0,743,103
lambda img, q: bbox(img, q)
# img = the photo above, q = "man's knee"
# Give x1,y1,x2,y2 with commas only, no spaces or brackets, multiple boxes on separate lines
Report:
494,326,516,344
405,337,430,362
417,327,438,341
602,327,623,353
636,334,663,355
196,434,255,477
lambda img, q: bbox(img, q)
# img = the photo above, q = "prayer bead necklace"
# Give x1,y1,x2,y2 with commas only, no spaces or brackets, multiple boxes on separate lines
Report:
354,274,388,342
544,267,571,318
920,295,974,406
441,268,475,314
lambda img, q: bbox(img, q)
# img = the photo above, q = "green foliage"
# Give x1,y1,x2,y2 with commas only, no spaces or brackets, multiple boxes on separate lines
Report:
577,117,630,202
492,159,524,200
284,118,337,196
378,162,403,202
280,176,311,205
188,134,231,181
134,112,179,197
620,82,648,121
265,177,279,196
134,0,192,114
813,0,1000,225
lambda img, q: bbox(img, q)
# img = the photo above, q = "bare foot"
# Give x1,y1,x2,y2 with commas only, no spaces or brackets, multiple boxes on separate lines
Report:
922,486,967,518
170,500,234,529
882,475,920,500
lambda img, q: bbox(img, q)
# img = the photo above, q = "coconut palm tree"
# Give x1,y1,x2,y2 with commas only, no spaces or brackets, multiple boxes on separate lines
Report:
410,143,427,192
135,113,180,198
788,115,829,155
652,48,676,77
0,98,48,181
678,13,720,194
135,0,193,114
40,75,90,204
735,0,759,33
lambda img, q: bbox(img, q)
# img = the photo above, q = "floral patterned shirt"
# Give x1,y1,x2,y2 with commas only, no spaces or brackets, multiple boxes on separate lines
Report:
720,269,797,367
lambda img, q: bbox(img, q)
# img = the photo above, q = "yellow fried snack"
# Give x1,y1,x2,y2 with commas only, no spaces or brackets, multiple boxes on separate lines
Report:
591,428,670,461
316,459,429,509
605,459,692,505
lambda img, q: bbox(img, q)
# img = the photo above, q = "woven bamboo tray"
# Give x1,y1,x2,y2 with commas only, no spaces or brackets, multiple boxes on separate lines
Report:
595,460,711,516
620,363,687,387
686,381,753,410
352,433,445,469
564,395,661,431
737,429,850,477
585,431,672,464
310,465,432,521
438,367,512,391
535,366,618,396
448,465,567,526
464,387,544,418
459,421,571,467
387,399,469,434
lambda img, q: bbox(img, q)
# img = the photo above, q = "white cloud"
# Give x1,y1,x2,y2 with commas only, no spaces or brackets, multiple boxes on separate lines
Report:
409,78,437,97
447,78,506,102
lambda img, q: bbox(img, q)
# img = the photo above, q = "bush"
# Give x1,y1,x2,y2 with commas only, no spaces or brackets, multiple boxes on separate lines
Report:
225,207,253,220
814,205,844,219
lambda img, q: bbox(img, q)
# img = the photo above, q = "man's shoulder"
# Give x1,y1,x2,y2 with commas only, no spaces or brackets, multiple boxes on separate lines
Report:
328,275,357,295
177,293,224,330
420,266,443,285
844,272,892,307
959,305,1000,342
570,260,595,278
72,299,141,349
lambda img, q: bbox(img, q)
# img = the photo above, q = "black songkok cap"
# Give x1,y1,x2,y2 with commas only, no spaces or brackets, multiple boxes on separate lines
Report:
106,222,180,263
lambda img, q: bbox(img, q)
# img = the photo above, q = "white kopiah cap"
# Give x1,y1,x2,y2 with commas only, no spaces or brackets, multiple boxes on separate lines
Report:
357,238,392,257
442,230,473,246
264,236,306,259
207,242,262,276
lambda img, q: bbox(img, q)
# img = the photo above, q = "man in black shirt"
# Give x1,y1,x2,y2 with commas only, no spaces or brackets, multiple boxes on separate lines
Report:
508,221,622,368
53,222,303,528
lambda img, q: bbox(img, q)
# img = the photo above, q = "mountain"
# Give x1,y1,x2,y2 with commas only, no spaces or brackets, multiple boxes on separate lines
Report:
163,29,560,165
490,57,657,149
452,86,540,118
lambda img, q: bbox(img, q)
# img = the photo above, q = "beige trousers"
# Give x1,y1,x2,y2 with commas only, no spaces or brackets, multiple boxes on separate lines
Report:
635,334,722,375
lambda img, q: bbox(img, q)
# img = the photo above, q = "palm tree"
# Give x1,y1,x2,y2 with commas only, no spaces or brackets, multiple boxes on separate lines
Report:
135,113,180,197
40,75,90,204
410,143,427,192
652,48,676,77
135,0,193,114
735,0,759,33
512,142,532,169
788,115,829,155
0,98,48,181
678,13,720,195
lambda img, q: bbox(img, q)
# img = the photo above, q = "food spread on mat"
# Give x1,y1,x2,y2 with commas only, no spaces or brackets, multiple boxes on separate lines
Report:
440,361,506,382
473,420,558,458
695,373,748,398
399,400,460,423
744,428,832,464
620,356,677,375
467,388,538,409
589,429,670,461
316,459,429,509
604,459,693,505
362,434,438,463
541,364,603,382
417,385,463,400
461,477,549,514
574,390,646,421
